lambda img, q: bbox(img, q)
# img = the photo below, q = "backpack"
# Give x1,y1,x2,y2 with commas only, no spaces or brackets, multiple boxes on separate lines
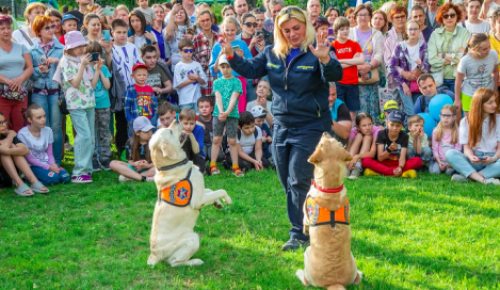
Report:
110,61,127,113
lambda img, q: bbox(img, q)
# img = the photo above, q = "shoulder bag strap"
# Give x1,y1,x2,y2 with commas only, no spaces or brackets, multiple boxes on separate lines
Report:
19,28,34,47
361,29,376,52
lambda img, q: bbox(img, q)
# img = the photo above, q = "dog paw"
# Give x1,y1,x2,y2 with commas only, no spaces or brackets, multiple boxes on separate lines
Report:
353,270,363,285
224,195,233,205
147,255,159,266
187,259,204,266
295,269,309,286
213,200,224,209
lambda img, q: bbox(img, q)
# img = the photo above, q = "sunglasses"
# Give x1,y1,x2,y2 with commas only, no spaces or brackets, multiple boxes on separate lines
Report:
43,25,57,32
440,114,456,118
443,13,456,19
243,22,258,28
277,7,303,21
393,14,407,20
182,49,194,53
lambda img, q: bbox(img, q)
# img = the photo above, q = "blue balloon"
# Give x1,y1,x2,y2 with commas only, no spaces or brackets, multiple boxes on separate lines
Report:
418,113,437,137
429,94,454,121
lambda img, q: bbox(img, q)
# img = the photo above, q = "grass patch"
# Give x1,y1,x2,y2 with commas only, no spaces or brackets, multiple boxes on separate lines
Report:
1,158,500,289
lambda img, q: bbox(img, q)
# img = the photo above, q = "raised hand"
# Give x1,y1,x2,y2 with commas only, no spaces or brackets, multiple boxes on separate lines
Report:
308,31,330,64
219,33,233,57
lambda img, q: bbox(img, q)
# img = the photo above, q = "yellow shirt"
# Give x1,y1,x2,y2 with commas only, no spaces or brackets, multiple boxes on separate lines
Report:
490,33,500,68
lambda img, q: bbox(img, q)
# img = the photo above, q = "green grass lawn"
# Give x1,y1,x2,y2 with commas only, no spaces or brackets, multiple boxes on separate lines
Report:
1,156,500,289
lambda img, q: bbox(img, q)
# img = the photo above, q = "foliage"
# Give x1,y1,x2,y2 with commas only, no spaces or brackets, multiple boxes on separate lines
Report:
1,153,500,289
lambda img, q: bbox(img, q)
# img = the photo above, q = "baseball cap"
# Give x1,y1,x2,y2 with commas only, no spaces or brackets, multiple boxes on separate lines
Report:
62,13,79,24
383,100,399,112
133,116,155,132
388,111,405,124
250,105,267,118
132,63,148,73
218,54,229,66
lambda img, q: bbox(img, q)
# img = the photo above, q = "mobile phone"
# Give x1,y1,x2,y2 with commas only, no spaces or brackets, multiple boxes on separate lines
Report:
102,30,110,41
478,156,488,160
232,45,240,51
90,52,99,62
102,7,115,16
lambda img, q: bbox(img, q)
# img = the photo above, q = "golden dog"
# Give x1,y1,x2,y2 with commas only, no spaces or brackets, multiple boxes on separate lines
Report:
296,133,362,290
147,121,232,267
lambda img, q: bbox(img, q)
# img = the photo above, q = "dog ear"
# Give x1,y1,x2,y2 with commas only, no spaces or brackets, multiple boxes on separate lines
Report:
160,142,178,159
168,120,183,136
308,148,322,164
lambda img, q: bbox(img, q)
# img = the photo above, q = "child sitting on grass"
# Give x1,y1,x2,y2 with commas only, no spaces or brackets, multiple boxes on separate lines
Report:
179,108,206,173
430,105,461,174
210,55,243,177
406,115,432,164
232,111,270,172
125,63,158,136
362,111,423,178
18,104,70,186
157,101,177,129
346,113,380,179
110,116,155,182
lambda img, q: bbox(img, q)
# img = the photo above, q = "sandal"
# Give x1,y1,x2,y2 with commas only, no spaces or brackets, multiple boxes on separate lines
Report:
31,181,49,194
210,165,220,175
14,183,34,197
232,167,245,177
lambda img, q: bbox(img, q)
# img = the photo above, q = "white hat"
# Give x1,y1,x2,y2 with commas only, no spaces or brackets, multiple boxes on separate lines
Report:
218,54,230,66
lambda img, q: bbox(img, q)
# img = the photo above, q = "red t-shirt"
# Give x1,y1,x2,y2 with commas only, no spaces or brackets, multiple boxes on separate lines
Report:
134,84,155,119
332,39,362,85
59,35,65,45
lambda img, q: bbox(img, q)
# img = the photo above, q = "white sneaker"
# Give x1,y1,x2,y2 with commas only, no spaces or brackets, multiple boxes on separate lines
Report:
118,175,131,182
451,174,467,182
146,176,155,182
484,178,500,185
349,167,362,180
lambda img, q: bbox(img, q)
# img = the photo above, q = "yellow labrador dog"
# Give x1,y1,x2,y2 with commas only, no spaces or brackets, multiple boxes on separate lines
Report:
147,121,232,267
296,133,362,290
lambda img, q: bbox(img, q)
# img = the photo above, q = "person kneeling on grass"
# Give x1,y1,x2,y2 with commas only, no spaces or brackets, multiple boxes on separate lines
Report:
229,111,270,172
0,111,49,197
362,111,423,178
445,88,500,185
17,104,70,186
406,114,433,164
110,117,155,182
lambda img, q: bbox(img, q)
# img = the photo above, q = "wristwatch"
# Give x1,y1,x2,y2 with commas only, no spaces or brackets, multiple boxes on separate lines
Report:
368,63,374,69
386,148,392,153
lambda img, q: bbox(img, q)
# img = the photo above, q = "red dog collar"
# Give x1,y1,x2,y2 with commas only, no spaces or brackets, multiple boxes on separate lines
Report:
312,179,344,193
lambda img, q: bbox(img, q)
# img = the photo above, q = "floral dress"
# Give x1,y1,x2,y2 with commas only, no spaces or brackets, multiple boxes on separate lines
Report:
357,29,380,120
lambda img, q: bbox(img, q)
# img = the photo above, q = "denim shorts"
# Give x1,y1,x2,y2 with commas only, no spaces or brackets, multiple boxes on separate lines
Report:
336,82,360,111
213,116,239,138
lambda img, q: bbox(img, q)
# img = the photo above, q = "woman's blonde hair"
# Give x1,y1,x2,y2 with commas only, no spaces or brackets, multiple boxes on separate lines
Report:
273,6,316,60
221,16,239,31
465,33,489,54
115,4,130,15
24,2,47,25
434,104,459,144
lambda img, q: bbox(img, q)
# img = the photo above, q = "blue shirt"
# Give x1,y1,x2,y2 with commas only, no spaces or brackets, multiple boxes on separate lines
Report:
287,48,301,66
93,65,112,109
193,124,205,158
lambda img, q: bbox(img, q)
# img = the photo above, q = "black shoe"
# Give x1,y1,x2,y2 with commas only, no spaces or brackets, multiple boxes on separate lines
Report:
101,159,111,171
282,239,309,251
92,159,101,172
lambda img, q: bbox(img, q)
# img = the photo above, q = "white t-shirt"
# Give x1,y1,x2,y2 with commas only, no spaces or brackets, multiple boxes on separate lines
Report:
407,43,420,71
465,20,491,34
112,43,144,89
173,60,207,105
457,50,499,96
17,126,53,165
133,33,158,51
12,27,39,50
459,114,500,153
237,126,262,155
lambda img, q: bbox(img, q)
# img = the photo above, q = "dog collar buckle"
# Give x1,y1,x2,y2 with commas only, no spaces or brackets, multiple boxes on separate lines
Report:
312,180,344,194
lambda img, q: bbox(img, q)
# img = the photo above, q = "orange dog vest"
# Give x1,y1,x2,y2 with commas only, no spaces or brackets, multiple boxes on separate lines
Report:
305,195,350,227
160,169,193,207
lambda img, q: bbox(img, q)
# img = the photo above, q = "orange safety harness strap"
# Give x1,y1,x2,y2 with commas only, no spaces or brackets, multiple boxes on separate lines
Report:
305,195,350,227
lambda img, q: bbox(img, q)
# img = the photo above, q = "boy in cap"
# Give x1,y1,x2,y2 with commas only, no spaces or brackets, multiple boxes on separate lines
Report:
362,111,423,178
59,14,79,45
378,100,402,130
250,105,272,159
125,63,158,137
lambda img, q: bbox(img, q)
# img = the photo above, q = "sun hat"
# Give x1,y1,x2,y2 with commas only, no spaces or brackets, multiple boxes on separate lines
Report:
133,116,155,132
132,63,148,73
383,100,399,112
250,105,267,118
64,31,88,51
62,13,79,24
388,111,405,124
218,54,230,66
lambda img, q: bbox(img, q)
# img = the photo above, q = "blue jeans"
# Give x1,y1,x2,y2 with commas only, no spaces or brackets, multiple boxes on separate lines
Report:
31,166,70,185
407,145,433,162
272,119,333,242
445,150,500,179
442,79,456,94
397,88,415,127
69,108,95,176
32,92,63,164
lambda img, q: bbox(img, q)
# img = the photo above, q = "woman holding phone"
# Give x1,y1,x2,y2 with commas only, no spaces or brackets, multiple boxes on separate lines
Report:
30,15,64,164
83,13,112,69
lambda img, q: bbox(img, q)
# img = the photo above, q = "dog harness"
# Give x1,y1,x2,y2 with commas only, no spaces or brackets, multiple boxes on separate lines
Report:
159,168,193,207
305,181,349,227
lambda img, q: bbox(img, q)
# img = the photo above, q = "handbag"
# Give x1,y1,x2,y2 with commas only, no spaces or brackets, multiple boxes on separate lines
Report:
0,84,27,101
410,80,420,93
358,30,380,85
58,89,69,115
